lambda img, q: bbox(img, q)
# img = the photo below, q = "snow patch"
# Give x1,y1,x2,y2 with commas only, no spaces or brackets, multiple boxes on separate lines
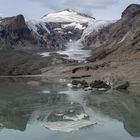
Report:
40,52,50,57
62,22,85,30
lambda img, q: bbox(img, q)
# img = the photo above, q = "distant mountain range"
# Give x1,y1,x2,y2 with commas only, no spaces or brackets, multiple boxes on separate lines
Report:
0,9,94,50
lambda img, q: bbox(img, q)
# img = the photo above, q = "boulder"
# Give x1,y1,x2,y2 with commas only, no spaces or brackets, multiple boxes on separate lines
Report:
90,80,111,89
114,81,130,90
81,80,89,88
71,80,89,88
71,80,81,86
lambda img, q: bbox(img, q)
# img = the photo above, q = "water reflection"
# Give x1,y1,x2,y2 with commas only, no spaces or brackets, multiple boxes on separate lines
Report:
86,90,140,137
0,80,68,131
0,78,139,139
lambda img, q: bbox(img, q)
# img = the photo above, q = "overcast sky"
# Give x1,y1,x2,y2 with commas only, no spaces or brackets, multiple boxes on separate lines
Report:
0,0,140,20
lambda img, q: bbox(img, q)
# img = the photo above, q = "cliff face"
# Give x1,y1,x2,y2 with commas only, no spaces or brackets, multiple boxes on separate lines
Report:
2,15,27,32
0,15,38,50
84,4,140,62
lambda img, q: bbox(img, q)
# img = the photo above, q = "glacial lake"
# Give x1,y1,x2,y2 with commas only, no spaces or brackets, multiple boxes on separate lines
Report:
0,78,140,140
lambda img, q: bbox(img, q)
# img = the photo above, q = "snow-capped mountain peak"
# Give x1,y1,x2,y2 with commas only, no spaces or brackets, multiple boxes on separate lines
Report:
41,9,94,23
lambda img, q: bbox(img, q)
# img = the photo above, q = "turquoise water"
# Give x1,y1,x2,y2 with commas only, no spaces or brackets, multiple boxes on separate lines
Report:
0,78,140,140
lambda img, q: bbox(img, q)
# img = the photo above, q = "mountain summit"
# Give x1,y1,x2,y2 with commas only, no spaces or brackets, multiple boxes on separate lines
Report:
122,4,140,18
41,9,94,23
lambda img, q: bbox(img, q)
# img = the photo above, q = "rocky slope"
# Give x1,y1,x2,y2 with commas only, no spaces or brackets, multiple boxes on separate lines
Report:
84,4,140,62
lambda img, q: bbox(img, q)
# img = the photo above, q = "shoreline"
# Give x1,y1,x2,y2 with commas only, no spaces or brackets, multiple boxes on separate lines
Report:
0,59,140,82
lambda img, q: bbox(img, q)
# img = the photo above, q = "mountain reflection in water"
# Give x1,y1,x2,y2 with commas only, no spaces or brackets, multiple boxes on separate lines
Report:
0,78,140,140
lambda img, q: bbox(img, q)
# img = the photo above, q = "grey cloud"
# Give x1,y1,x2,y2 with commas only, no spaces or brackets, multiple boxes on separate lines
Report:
0,0,140,20
32,0,119,12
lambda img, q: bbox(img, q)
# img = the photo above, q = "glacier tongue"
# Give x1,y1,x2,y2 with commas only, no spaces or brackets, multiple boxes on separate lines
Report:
57,40,91,61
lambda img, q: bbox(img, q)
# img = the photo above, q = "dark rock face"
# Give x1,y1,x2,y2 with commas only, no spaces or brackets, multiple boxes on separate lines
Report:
0,15,38,50
122,4,140,18
1,15,27,32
